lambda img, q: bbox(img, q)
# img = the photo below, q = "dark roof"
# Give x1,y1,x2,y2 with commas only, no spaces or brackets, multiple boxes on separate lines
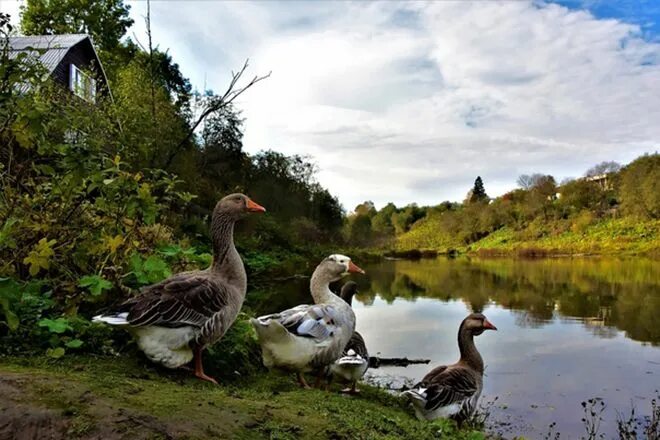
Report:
8,34,91,73
8,34,110,98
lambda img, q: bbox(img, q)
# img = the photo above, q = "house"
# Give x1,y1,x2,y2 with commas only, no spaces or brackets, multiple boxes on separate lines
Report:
585,173,612,190
8,34,111,103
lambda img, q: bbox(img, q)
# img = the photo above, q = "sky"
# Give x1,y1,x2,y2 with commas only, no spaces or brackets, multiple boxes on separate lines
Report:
2,1,659,210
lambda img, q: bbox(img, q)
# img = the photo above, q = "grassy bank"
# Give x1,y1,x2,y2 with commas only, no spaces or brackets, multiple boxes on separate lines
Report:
0,355,483,440
395,217,660,257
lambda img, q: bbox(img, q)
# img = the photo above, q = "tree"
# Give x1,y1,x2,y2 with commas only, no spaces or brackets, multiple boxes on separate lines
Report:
468,176,488,203
517,173,545,190
530,175,557,197
353,201,376,217
20,0,133,52
371,203,397,236
585,161,621,177
619,154,659,219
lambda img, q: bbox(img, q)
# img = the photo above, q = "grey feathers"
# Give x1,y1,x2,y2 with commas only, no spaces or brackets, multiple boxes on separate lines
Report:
123,274,230,329
259,304,340,341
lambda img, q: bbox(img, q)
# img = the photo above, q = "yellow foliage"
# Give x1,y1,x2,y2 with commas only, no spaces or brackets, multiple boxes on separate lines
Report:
22,238,56,276
104,235,123,254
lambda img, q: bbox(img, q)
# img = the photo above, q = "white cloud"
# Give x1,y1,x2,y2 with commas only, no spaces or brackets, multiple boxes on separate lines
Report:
6,0,660,209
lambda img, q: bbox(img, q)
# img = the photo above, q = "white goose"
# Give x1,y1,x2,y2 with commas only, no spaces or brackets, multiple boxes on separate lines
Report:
251,254,365,388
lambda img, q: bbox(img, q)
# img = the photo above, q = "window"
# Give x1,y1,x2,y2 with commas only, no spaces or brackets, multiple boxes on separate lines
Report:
69,64,97,103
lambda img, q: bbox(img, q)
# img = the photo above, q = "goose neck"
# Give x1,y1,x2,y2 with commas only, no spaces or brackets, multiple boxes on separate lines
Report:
210,213,236,271
458,326,484,373
309,271,337,304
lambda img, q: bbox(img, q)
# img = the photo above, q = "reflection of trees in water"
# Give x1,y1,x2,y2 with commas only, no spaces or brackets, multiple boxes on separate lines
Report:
357,258,660,345
512,309,551,328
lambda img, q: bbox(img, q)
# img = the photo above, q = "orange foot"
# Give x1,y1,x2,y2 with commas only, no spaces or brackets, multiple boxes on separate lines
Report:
195,371,219,385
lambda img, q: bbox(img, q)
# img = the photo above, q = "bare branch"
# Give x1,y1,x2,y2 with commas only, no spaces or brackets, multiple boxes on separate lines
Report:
164,59,270,168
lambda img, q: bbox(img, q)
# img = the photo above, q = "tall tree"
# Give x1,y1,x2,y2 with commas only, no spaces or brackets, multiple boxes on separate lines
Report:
20,0,133,52
469,176,488,203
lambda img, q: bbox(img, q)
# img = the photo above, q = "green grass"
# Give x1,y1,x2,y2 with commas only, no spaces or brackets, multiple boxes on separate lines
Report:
396,217,660,257
0,355,484,440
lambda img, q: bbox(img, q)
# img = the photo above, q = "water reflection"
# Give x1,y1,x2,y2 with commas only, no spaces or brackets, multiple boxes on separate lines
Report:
353,257,660,345
248,257,660,438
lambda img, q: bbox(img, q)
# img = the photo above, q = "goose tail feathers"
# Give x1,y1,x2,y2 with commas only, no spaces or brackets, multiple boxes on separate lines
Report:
250,317,289,342
92,312,129,326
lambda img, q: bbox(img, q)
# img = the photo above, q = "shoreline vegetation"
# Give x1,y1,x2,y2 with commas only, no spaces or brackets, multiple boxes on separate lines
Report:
383,217,660,260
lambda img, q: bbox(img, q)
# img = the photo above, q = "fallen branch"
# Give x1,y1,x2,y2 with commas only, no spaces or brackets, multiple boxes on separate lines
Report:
369,357,430,368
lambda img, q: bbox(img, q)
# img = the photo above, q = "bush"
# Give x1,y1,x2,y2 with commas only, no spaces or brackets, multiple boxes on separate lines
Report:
620,154,660,219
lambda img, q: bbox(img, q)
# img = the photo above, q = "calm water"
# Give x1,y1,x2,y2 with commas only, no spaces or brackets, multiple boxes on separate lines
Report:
250,257,660,438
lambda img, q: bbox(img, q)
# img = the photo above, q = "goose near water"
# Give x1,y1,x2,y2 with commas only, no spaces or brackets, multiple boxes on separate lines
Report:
327,281,369,394
93,193,265,384
251,255,365,388
403,313,497,423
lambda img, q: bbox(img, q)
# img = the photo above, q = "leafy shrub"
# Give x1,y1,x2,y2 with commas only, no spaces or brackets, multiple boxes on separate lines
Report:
205,314,265,380
620,154,660,219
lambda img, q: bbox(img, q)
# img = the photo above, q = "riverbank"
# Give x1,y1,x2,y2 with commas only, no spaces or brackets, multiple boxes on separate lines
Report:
393,217,660,258
0,355,484,440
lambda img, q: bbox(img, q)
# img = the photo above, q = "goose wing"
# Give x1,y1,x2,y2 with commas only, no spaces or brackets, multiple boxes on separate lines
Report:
259,304,340,341
419,366,479,412
124,274,229,328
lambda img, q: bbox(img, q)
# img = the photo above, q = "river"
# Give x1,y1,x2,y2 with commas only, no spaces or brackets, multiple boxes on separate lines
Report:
250,256,660,438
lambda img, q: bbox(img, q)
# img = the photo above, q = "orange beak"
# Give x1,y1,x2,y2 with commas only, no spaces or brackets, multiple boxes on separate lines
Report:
348,261,365,274
246,198,266,213
483,319,497,331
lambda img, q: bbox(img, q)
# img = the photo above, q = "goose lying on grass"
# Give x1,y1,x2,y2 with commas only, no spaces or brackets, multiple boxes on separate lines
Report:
93,193,265,384
251,255,365,388
403,313,497,423
327,281,369,394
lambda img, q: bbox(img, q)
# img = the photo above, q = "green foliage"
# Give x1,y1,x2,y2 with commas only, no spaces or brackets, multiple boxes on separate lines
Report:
78,275,112,296
38,317,72,334
0,7,345,362
20,0,133,52
620,153,660,219
393,156,658,255
127,253,171,286
206,314,264,380
468,176,488,203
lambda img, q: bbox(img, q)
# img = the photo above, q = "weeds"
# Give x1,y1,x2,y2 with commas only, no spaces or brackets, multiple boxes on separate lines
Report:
581,398,606,439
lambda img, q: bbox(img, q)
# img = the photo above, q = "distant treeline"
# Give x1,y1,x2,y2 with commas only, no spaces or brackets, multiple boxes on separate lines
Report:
345,154,659,253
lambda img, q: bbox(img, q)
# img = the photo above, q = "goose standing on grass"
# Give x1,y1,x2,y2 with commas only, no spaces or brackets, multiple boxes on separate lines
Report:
327,281,369,394
403,313,497,423
251,255,365,388
93,193,266,384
